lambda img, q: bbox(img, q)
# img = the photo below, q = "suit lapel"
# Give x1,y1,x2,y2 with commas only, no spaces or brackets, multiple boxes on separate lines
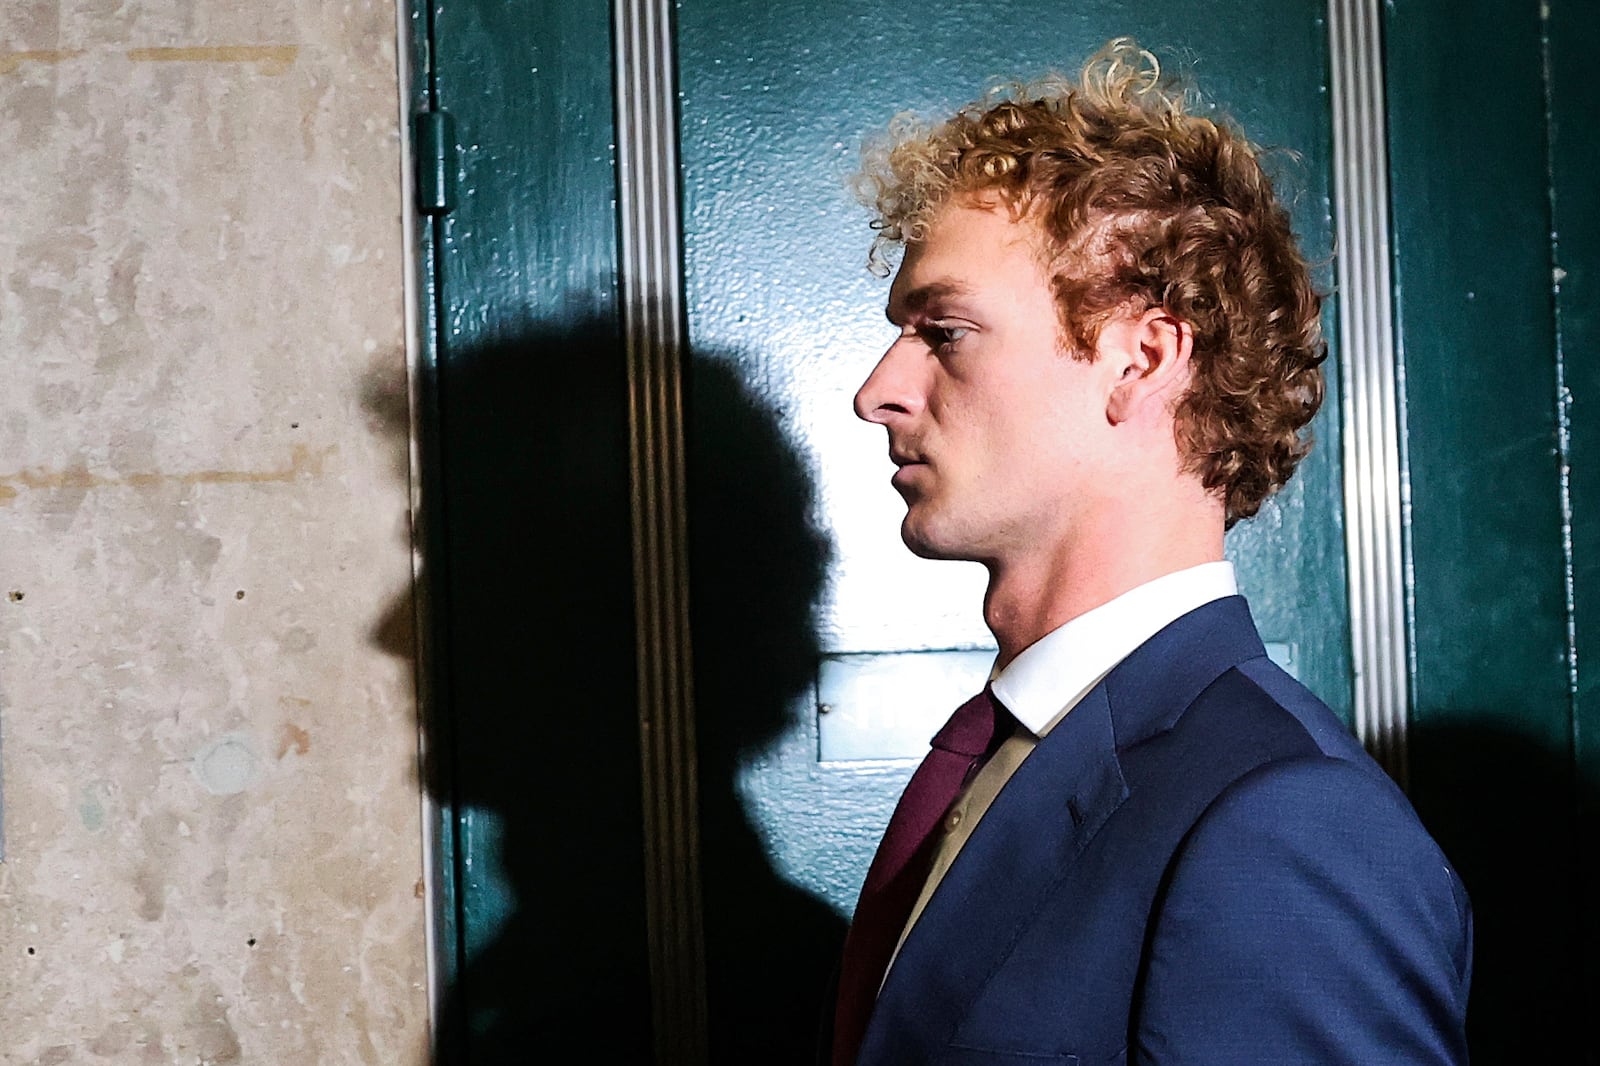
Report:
863,681,1127,1058
858,596,1269,1061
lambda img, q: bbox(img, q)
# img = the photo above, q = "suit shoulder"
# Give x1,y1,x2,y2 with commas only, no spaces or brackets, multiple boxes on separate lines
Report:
1231,656,1375,762
1119,658,1457,890
1156,655,1390,787
1135,747,1473,1064
1191,752,1449,876
1173,666,1472,980
1118,658,1363,804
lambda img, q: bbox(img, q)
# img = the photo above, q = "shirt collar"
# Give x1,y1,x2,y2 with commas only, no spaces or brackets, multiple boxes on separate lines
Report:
990,561,1238,737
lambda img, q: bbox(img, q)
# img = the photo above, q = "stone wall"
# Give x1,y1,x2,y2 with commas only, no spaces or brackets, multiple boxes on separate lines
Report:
0,1,428,1061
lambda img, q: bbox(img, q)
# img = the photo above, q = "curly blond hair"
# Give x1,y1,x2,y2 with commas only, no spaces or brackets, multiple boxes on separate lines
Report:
856,39,1326,525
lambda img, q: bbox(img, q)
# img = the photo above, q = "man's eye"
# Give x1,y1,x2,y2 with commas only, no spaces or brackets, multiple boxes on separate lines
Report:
925,324,970,351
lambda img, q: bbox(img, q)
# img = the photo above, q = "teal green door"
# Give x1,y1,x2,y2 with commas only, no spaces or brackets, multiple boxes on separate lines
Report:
407,1,654,1061
413,1,1596,1062
1385,3,1599,1061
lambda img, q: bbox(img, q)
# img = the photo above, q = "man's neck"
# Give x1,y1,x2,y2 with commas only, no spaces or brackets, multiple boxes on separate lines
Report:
982,503,1225,671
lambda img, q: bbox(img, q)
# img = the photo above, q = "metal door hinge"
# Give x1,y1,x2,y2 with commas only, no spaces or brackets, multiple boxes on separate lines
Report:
415,110,457,216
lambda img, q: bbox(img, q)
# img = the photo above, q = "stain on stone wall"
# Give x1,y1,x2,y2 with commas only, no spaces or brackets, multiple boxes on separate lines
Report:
0,0,428,1061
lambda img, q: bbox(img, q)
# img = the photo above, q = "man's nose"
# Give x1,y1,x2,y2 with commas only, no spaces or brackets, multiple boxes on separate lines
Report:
854,340,922,425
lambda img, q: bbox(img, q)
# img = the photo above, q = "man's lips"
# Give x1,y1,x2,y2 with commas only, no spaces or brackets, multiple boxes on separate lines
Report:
890,453,927,487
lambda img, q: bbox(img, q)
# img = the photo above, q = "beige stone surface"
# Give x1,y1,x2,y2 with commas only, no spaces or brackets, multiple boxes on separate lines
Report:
0,1,428,1062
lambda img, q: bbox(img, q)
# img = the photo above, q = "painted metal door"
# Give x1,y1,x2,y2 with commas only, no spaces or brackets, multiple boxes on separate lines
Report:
406,1,654,1061
411,0,1596,1062
1385,3,1599,1061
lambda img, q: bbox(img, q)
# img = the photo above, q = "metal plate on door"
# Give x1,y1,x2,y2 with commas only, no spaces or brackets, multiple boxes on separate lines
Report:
816,641,1298,763
816,649,995,763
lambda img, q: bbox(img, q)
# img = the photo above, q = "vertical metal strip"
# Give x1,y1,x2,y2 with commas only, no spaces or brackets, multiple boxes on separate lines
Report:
394,0,450,1041
612,0,708,1059
1328,0,1410,783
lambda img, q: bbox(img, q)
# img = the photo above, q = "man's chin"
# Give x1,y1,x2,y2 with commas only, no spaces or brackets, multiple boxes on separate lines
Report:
899,516,969,561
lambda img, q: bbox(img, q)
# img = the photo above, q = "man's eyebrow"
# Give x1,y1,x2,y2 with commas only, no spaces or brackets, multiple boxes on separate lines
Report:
885,280,976,321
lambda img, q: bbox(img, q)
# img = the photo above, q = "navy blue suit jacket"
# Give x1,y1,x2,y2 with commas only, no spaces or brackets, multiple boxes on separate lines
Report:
856,596,1472,1065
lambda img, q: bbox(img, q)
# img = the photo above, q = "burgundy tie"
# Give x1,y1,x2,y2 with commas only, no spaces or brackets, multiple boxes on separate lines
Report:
831,686,1011,1066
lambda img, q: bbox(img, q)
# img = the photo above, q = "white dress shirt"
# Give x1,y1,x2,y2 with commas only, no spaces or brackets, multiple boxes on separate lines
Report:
886,561,1239,973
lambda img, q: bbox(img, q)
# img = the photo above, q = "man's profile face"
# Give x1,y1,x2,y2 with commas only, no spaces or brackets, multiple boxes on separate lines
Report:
854,197,1124,566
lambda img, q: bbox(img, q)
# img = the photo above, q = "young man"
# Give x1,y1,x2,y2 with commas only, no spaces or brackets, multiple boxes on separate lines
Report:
831,41,1472,1066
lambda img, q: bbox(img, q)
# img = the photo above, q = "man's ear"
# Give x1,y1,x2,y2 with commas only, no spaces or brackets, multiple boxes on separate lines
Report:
1105,307,1194,425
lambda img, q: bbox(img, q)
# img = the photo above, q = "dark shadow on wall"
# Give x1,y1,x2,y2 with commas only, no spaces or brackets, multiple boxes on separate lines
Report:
366,314,843,1064
1409,721,1599,1065
688,356,847,1065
